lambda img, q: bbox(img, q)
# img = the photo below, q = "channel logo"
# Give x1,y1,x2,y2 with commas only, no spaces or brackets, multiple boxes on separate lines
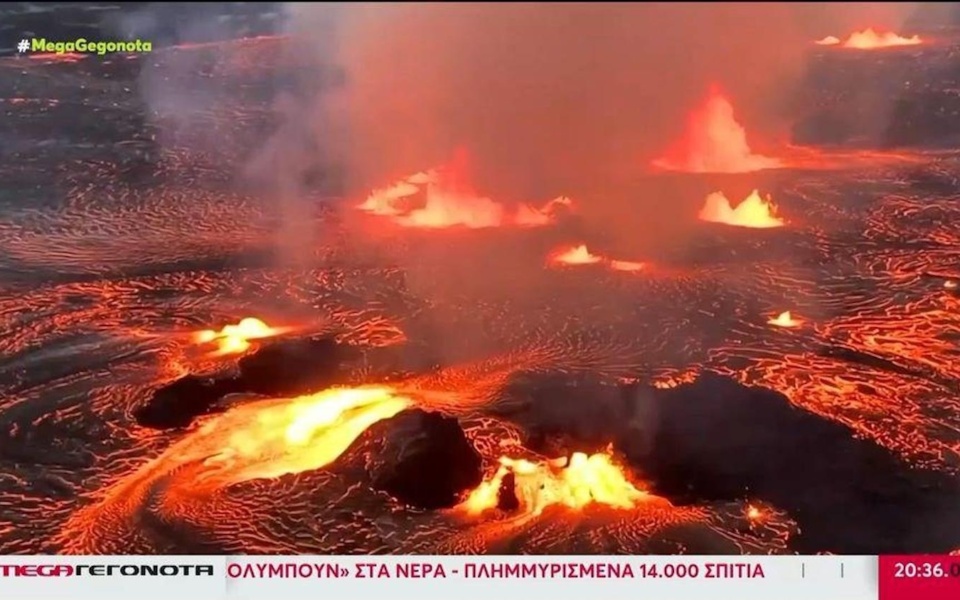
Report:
0,564,215,577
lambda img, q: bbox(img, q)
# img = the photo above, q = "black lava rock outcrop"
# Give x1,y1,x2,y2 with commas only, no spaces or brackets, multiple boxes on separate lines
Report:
624,372,960,554
134,375,242,429
367,409,483,510
236,337,356,396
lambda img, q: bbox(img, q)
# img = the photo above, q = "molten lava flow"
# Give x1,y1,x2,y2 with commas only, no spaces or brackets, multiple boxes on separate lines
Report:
358,153,572,229
698,190,785,229
463,450,652,517
768,311,802,328
653,86,781,174
193,317,286,355
550,244,603,266
199,386,412,483
816,29,922,49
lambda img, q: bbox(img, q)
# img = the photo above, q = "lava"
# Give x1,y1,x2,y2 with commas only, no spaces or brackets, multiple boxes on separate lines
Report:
135,386,412,490
550,244,603,266
815,29,922,50
198,386,412,484
358,152,572,229
652,86,781,174
609,259,646,273
768,311,802,328
462,449,655,517
698,190,785,229
549,244,646,273
28,52,87,63
194,317,287,355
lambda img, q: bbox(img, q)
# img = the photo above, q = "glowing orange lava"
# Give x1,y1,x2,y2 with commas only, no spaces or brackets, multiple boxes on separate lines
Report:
815,29,922,50
198,386,412,483
550,244,603,266
698,190,785,229
653,85,781,174
609,259,646,273
549,245,647,273
768,311,802,328
27,52,87,63
359,152,572,229
193,317,287,355
463,450,655,517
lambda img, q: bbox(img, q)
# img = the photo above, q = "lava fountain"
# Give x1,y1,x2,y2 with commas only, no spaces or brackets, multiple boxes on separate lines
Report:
193,317,288,355
768,311,802,328
462,449,659,517
549,244,646,273
550,244,603,266
652,85,781,174
815,29,922,49
698,190,785,229
358,150,573,229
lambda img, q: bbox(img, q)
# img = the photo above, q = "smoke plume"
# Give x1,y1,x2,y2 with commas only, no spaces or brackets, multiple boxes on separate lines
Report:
320,2,918,201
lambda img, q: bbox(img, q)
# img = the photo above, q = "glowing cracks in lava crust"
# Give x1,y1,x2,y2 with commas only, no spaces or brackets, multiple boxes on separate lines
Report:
193,317,288,355
462,450,655,518
698,190,784,229
815,29,922,50
652,86,781,174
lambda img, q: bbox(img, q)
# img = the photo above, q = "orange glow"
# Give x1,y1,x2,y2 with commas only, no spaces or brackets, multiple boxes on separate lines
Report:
768,311,802,328
945,280,957,290
28,52,86,63
550,244,603,266
198,386,412,483
609,259,646,273
816,29,922,50
193,317,287,355
549,245,647,273
815,35,842,46
358,152,573,229
746,505,762,520
463,449,653,517
653,86,781,174
698,190,785,229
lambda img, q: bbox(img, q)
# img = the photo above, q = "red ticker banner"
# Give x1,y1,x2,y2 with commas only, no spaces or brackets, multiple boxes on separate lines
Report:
878,555,960,600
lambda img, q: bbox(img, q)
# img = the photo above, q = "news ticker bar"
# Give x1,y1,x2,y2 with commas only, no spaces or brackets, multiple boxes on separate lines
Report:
0,555,958,600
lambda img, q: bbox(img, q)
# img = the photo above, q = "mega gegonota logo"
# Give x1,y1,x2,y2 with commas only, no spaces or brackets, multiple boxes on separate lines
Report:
0,564,214,577
31,38,153,55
